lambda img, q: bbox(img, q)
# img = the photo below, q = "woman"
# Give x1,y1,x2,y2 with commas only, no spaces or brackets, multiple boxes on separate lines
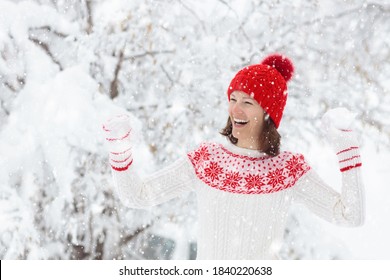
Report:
103,54,364,259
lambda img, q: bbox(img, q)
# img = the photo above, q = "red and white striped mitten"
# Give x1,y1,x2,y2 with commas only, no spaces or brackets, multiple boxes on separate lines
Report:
102,114,133,172
321,108,362,172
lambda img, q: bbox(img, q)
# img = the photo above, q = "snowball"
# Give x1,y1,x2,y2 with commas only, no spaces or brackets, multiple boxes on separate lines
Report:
321,107,356,130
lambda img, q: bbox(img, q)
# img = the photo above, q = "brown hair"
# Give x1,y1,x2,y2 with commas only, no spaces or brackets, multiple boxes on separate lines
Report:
220,116,281,156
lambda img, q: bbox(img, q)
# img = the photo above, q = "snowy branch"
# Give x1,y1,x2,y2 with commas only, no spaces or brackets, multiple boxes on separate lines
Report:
178,0,207,33
29,36,63,71
28,26,69,71
85,0,93,34
119,223,153,247
109,48,125,99
123,49,176,61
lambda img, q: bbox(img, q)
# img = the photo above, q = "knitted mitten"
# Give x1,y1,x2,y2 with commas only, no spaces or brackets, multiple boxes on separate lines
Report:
322,108,362,172
102,114,133,172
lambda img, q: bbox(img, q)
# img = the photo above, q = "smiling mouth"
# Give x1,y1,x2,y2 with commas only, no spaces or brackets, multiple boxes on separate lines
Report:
233,118,249,127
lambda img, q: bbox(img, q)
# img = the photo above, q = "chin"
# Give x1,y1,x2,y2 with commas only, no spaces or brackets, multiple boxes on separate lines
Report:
231,131,241,140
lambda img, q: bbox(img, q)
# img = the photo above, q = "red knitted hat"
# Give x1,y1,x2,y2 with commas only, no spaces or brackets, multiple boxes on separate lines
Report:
227,54,294,128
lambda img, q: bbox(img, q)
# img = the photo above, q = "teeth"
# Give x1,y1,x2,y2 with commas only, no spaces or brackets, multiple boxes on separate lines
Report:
234,118,249,124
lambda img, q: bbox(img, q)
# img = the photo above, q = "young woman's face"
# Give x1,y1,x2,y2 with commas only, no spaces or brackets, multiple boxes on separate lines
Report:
228,91,265,149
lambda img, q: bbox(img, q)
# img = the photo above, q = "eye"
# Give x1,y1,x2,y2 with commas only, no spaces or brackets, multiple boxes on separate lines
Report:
245,101,253,105
230,98,237,102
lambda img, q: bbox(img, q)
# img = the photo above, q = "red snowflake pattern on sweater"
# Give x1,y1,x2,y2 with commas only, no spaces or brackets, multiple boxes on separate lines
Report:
204,161,223,182
266,168,286,189
223,171,243,188
192,145,211,164
285,156,305,179
244,174,265,190
187,142,311,195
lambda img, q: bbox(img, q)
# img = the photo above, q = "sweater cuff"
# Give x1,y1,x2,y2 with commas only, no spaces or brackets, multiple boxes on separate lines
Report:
337,146,362,172
109,147,133,172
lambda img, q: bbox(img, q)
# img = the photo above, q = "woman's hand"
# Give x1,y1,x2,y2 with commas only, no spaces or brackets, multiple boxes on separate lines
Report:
102,114,133,171
321,108,361,172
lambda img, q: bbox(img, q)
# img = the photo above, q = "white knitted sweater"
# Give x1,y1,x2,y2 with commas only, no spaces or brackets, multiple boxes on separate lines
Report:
112,140,364,260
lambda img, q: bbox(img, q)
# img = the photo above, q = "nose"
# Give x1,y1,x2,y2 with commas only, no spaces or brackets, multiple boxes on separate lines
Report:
231,102,244,115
